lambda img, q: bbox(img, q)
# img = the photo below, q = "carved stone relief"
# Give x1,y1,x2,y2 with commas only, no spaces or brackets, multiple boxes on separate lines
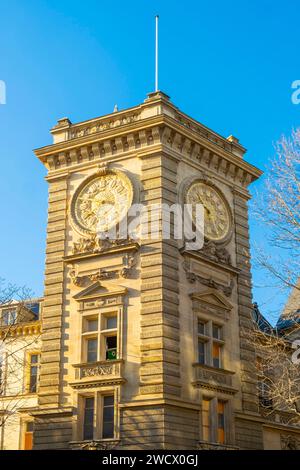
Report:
281,434,300,450
72,235,135,256
69,253,137,287
183,259,234,297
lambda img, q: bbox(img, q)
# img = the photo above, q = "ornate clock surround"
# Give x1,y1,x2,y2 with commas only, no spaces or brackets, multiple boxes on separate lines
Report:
180,175,233,245
70,167,134,238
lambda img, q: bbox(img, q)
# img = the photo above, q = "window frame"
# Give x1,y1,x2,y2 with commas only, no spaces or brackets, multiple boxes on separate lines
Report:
196,316,225,369
22,420,34,450
0,351,6,395
81,309,120,364
1,308,17,327
79,390,117,441
201,396,229,445
26,351,41,394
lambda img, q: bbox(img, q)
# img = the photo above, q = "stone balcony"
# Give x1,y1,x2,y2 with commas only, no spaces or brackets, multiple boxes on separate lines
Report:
198,440,239,450
70,439,120,450
192,363,237,394
70,359,125,389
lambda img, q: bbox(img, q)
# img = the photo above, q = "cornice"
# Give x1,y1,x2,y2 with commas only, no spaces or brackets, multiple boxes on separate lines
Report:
34,115,163,159
161,115,262,180
35,98,262,190
63,242,139,264
0,320,41,338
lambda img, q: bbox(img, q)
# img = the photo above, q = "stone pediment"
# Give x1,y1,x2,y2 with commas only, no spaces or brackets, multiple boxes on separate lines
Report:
191,289,233,311
73,281,127,301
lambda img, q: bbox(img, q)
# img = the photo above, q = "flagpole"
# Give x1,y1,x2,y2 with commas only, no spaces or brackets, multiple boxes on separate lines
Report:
155,15,159,92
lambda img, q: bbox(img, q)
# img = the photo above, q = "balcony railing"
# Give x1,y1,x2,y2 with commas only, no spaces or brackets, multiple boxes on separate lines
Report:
71,360,124,389
192,363,236,392
198,441,239,450
70,439,120,450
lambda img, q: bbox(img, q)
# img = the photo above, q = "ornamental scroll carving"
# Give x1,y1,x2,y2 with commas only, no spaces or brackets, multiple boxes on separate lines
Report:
69,253,136,287
281,434,300,450
81,364,114,378
183,260,234,297
79,440,119,450
199,240,232,265
68,111,141,140
72,235,135,255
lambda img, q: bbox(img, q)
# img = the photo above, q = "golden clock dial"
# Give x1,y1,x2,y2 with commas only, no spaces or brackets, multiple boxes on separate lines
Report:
72,171,133,235
185,182,230,241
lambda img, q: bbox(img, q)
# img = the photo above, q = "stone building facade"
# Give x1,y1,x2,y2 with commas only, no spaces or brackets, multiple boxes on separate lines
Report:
0,300,42,450
1,91,300,449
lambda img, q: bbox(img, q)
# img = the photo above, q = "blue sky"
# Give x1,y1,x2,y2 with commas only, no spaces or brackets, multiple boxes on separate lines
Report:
0,0,299,322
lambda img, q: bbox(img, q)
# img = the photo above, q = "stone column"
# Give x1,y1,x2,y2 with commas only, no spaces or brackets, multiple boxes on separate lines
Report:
33,175,73,449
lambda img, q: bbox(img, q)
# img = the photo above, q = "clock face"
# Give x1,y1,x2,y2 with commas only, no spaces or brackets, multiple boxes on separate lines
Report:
185,182,230,241
71,171,133,235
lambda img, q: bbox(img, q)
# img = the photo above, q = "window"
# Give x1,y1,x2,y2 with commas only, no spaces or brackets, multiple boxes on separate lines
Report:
87,318,98,332
83,397,94,440
81,393,115,441
198,340,206,364
0,352,4,395
106,336,117,360
201,398,227,444
87,338,98,363
217,401,225,444
202,398,211,442
212,324,222,340
106,317,117,330
1,309,17,326
198,320,206,335
197,318,224,369
82,313,118,363
102,395,114,438
28,354,40,393
24,422,34,450
212,343,222,368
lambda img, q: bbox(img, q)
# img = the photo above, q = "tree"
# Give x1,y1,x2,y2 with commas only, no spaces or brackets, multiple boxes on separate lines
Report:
253,129,300,298
249,130,300,423
249,310,300,423
0,278,40,429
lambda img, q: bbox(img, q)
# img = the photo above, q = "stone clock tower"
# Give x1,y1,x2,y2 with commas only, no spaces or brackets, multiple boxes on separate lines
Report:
32,92,263,449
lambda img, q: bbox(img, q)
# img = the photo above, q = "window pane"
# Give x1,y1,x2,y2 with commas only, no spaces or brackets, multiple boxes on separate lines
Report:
29,371,37,393
102,395,114,439
87,338,98,362
106,336,117,360
83,397,94,440
103,422,114,439
24,431,33,450
11,311,17,323
2,312,9,326
26,422,34,432
217,401,225,444
87,319,98,332
212,324,222,340
103,406,114,421
29,354,39,393
106,316,117,330
103,395,114,406
31,355,38,364
2,310,17,325
202,399,210,442
0,354,3,394
198,320,206,335
198,340,206,364
213,343,221,368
